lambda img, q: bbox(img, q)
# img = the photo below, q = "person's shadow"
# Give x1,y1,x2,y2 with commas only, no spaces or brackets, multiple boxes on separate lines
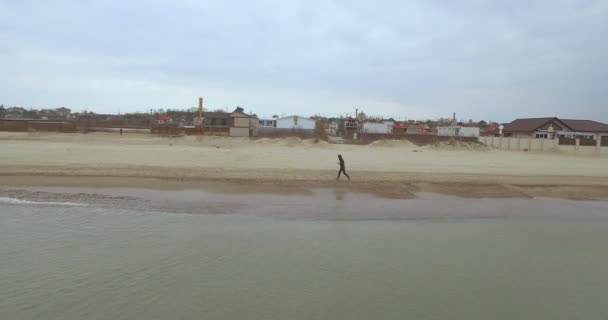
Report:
334,190,345,201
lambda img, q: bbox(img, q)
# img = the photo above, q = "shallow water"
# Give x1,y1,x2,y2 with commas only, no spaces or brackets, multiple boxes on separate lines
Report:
1,194,608,320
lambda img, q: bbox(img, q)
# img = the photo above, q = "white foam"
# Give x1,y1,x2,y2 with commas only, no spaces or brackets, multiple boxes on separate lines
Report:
0,197,85,207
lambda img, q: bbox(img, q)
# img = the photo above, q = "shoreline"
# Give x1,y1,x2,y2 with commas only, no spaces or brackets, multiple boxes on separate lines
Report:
2,179,608,220
2,171,608,200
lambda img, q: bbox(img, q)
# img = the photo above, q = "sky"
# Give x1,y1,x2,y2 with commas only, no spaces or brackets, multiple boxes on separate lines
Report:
1,0,607,122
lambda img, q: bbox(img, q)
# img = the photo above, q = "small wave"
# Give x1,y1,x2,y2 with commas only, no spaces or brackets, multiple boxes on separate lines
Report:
0,197,85,207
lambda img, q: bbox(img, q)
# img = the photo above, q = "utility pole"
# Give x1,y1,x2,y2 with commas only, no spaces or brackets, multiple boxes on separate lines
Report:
198,97,204,134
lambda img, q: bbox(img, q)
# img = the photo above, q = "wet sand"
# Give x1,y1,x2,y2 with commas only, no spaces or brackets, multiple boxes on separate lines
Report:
2,183,608,219
2,174,608,201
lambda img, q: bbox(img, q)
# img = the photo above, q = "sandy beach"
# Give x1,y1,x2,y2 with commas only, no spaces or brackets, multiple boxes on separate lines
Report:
1,131,608,200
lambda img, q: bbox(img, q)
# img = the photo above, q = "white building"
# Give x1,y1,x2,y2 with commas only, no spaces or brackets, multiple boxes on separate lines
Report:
275,116,316,130
258,118,277,128
361,120,395,134
437,126,480,138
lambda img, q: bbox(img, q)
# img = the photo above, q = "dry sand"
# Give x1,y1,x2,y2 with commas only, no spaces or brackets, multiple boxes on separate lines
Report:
1,132,607,199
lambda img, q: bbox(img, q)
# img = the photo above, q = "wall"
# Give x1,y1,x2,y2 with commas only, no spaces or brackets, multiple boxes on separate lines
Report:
258,127,315,138
249,118,258,137
0,120,77,133
437,126,480,137
358,133,478,145
478,136,607,154
150,127,229,136
361,122,393,134
230,127,250,137
510,133,533,139
276,117,316,130
233,117,250,128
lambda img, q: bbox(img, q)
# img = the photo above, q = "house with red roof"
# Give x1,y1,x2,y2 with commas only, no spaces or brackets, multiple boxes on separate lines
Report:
393,121,433,135
482,123,502,136
156,115,173,125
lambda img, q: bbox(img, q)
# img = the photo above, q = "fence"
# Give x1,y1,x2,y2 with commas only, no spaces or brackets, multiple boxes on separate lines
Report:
479,136,607,154
358,133,478,145
150,127,229,136
0,120,77,133
258,127,316,138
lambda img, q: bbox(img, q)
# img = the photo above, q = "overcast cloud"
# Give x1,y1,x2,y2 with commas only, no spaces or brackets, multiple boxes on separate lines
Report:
1,0,607,121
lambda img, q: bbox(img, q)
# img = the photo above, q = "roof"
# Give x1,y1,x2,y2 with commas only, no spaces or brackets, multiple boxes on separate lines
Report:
363,119,395,123
503,117,558,133
230,108,257,119
484,124,500,133
277,115,314,121
560,119,608,132
231,111,258,119
158,115,172,121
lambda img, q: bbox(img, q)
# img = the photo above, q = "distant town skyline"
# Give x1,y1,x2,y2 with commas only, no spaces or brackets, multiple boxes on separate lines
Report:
1,0,607,123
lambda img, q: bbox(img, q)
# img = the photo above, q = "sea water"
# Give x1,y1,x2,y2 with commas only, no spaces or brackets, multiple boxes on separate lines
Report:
1,195,608,320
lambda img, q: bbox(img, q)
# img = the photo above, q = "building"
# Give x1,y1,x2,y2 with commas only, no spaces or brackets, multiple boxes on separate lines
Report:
437,126,480,138
328,119,340,136
361,119,394,134
55,107,71,118
258,116,278,128
481,123,502,137
3,107,26,119
275,116,316,130
229,107,258,137
203,111,231,128
393,121,408,134
156,115,173,125
393,122,433,135
503,117,608,140
328,117,359,138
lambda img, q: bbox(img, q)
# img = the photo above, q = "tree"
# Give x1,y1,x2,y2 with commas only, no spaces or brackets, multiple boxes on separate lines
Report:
357,112,368,121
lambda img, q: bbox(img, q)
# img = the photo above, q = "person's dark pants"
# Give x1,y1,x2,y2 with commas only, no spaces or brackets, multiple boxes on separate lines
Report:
337,167,350,180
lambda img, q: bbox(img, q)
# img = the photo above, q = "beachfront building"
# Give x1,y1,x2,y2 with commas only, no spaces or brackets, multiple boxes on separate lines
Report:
257,115,317,137
275,116,316,130
229,107,258,137
393,121,433,135
437,126,480,138
327,117,359,138
258,116,278,128
328,119,340,136
156,115,173,125
481,123,502,137
503,117,608,141
2,107,27,119
361,119,395,134
203,111,231,128
55,107,71,118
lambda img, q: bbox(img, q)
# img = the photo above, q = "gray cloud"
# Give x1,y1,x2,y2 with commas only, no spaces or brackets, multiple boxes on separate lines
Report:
1,0,607,121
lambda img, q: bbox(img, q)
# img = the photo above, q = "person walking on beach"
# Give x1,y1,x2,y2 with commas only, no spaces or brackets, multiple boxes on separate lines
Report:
337,154,350,181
